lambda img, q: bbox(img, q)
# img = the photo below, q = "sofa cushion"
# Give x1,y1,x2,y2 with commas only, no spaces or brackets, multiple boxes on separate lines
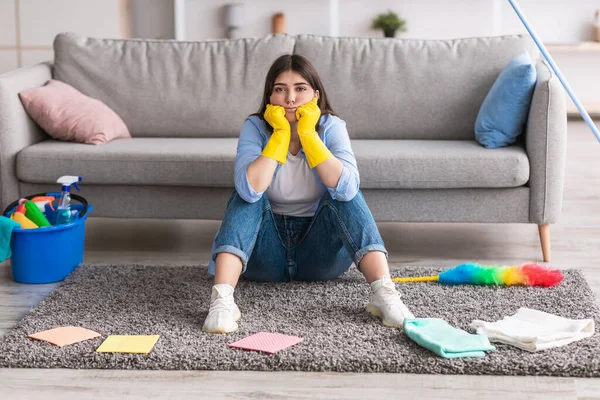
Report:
19,79,131,145
17,138,529,190
294,34,538,140
53,33,295,138
353,140,529,189
17,138,238,187
475,52,537,148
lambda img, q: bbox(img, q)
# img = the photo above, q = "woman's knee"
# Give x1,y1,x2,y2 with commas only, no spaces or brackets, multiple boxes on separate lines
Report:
319,190,365,209
228,189,265,206
221,192,271,227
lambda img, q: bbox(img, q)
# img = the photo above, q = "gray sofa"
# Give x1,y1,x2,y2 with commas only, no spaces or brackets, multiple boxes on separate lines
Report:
0,32,566,261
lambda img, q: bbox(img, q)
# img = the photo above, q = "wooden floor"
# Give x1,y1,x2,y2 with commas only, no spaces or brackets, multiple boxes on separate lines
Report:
1,121,599,399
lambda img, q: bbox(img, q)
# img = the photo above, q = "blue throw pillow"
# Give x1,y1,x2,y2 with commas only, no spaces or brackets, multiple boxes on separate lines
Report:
475,52,537,148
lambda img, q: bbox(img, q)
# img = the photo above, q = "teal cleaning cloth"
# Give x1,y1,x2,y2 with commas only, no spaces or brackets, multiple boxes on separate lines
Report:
404,318,496,358
0,216,20,262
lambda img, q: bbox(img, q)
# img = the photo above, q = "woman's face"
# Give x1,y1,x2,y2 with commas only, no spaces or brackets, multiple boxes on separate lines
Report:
269,69,319,122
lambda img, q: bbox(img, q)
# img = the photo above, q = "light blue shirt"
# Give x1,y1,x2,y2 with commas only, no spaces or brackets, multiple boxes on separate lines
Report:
234,114,360,203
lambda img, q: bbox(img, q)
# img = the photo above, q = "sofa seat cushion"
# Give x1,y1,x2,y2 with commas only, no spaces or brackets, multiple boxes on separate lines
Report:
353,140,529,189
17,138,529,190
17,138,238,187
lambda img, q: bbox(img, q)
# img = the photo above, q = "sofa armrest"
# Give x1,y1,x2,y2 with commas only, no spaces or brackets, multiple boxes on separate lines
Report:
525,59,568,224
0,62,52,210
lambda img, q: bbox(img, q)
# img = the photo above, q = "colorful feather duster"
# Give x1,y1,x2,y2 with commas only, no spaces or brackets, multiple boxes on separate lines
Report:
392,263,563,287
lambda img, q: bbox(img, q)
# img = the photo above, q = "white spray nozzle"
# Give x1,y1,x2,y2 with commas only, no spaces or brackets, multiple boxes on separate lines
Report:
57,176,82,185
57,175,82,192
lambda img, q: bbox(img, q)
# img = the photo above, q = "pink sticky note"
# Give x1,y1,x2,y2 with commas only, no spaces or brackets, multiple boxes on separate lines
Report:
229,332,303,354
28,326,101,347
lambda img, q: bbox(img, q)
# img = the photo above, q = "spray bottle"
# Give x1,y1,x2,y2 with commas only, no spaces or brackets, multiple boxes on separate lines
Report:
54,176,82,225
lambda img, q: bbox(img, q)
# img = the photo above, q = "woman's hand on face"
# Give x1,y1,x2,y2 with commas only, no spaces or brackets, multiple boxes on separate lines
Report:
261,104,291,164
264,104,291,133
296,97,321,135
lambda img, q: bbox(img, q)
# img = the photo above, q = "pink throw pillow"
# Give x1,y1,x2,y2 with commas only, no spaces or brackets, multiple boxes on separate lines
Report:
19,79,131,145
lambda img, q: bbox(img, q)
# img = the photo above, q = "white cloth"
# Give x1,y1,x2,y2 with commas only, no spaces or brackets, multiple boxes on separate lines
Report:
266,151,325,217
470,307,595,352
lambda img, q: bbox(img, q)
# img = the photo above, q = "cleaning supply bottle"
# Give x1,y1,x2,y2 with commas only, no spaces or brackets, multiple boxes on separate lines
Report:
30,196,56,212
21,199,51,227
53,176,82,225
11,211,38,229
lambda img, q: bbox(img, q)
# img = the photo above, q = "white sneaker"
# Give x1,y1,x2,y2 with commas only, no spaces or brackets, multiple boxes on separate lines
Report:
202,284,241,334
366,275,415,328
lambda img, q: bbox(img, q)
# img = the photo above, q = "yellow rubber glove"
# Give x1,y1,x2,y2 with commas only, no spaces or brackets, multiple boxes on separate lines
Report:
296,97,333,168
261,104,291,164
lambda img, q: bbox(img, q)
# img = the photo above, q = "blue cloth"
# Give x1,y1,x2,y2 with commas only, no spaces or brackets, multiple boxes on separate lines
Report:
208,190,386,281
235,114,360,203
475,52,537,148
404,318,496,358
0,216,21,262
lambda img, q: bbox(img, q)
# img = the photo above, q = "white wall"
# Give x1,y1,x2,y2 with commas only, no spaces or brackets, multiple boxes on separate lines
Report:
183,0,330,39
18,0,122,46
499,0,600,44
0,0,124,74
180,0,600,42
0,1,18,46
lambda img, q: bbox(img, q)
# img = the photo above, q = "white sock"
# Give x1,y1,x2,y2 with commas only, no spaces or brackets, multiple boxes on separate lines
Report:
370,279,383,292
212,283,234,297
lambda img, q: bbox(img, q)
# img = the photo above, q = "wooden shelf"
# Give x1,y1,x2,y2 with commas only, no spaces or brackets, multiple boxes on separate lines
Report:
567,101,600,118
546,41,600,53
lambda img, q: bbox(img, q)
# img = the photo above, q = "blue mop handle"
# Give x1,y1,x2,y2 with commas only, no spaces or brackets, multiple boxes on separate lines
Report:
508,0,600,143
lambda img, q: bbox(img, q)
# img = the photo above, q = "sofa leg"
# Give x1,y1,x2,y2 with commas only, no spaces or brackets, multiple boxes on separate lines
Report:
538,224,551,262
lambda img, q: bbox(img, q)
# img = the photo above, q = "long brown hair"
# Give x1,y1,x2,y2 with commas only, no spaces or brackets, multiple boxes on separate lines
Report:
252,54,337,131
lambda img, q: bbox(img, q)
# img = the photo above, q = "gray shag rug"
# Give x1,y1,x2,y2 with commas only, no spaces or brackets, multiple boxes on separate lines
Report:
0,264,599,376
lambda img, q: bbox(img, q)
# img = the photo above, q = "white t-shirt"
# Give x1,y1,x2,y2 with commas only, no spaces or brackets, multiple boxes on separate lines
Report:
266,151,326,217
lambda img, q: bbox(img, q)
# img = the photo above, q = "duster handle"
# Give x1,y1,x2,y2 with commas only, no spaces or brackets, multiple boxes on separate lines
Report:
393,276,439,283
508,0,600,143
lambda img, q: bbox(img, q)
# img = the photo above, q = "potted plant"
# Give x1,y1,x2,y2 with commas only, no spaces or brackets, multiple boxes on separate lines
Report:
371,10,407,38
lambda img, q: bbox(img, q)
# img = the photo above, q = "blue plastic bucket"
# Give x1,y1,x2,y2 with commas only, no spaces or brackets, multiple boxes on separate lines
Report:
3,193,92,284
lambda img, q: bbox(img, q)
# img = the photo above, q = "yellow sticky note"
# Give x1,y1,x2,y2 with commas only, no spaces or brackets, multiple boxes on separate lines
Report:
96,335,160,354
